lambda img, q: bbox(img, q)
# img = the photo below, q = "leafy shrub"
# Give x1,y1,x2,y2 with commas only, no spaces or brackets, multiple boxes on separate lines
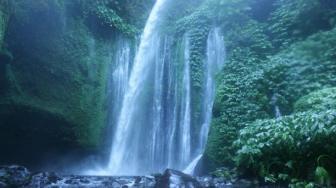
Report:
235,110,336,184
206,48,271,166
295,88,336,113
204,1,336,174
268,0,336,48
263,27,336,115
94,5,137,36
79,0,139,36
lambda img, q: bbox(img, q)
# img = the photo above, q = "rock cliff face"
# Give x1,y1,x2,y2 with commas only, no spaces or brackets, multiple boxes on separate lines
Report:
0,0,145,168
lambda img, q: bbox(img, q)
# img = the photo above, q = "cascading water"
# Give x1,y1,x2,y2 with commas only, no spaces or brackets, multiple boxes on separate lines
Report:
199,28,226,151
271,94,282,118
108,39,132,127
179,35,191,167
106,0,225,175
184,28,226,175
108,0,169,175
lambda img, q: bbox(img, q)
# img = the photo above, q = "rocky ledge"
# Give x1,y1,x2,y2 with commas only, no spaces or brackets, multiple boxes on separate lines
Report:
0,165,272,188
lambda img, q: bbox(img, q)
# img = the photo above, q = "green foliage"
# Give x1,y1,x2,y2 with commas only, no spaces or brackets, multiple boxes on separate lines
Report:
210,167,238,181
79,0,138,36
263,28,336,115
315,166,330,186
295,88,336,113
268,0,336,49
289,180,315,188
174,2,275,165
90,0,154,28
206,48,271,166
235,110,336,184
175,0,251,34
201,2,336,185
94,5,137,36
187,26,211,129
223,20,273,58
194,2,336,181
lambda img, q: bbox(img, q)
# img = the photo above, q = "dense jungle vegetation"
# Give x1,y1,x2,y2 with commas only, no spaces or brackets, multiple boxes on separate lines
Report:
0,0,336,187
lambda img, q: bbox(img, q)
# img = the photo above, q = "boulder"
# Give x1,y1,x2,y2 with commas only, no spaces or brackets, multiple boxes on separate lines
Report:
0,165,31,187
28,172,61,187
155,169,201,188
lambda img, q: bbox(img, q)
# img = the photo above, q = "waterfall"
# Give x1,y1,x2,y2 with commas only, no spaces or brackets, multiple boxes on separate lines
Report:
108,0,169,175
179,35,191,166
271,94,282,118
106,0,225,175
166,36,179,168
199,28,226,151
109,38,132,129
184,28,226,175
184,154,203,175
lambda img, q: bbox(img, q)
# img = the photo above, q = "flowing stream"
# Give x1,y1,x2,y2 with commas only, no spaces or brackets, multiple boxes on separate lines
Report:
105,0,226,176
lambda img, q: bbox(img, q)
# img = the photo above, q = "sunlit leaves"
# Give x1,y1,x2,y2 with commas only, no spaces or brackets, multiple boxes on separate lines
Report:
315,166,330,186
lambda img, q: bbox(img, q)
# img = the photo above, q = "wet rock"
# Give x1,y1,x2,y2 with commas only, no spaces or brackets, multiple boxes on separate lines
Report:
141,176,156,187
0,165,31,187
197,176,233,188
28,172,62,187
234,179,254,188
0,165,264,187
156,169,201,188
80,178,90,184
110,181,121,187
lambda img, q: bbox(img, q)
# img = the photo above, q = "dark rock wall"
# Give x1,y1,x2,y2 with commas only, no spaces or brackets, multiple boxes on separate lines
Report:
0,0,131,168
